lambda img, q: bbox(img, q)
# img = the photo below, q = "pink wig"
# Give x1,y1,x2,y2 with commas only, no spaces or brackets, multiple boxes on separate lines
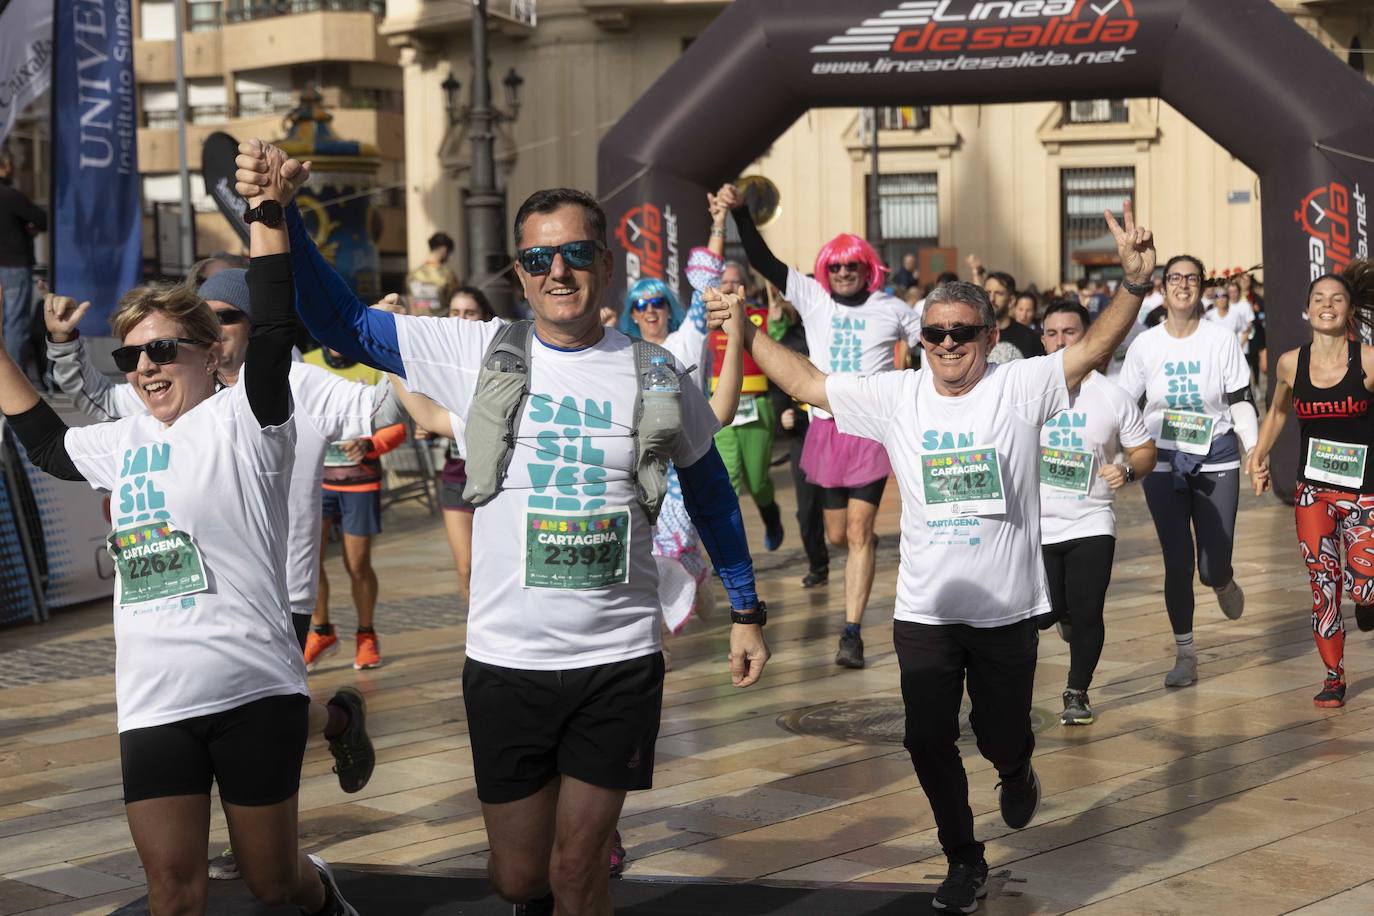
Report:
814,233,888,294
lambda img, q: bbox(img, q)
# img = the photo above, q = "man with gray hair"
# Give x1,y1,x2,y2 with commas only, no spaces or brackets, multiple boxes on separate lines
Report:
709,201,1156,914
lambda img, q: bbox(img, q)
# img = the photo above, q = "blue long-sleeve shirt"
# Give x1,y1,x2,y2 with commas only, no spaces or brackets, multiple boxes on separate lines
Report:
286,203,758,610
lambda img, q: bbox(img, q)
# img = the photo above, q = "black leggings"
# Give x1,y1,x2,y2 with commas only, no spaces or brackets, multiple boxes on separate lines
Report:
1041,535,1116,691
1142,468,1239,635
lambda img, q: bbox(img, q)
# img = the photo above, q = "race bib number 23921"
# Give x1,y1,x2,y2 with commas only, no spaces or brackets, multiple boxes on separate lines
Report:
524,508,632,589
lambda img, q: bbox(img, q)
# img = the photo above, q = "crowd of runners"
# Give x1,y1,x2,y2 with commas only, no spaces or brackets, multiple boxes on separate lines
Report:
4,134,1370,916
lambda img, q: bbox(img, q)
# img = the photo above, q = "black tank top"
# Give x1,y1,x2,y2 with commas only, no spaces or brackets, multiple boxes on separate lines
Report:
1293,340,1374,492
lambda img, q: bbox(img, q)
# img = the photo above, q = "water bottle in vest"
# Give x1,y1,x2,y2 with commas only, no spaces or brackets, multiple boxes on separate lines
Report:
644,355,679,393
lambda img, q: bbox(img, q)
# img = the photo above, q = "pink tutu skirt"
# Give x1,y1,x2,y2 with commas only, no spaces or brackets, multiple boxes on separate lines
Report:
799,417,892,489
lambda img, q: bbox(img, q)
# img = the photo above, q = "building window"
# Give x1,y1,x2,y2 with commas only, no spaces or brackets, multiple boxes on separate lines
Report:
864,172,938,271
875,106,931,131
236,89,297,116
1061,167,1134,283
188,1,223,30
224,0,385,23
1064,99,1129,124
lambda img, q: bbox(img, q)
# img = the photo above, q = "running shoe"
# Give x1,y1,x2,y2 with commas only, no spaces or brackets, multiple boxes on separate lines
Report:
353,630,383,670
1215,579,1245,620
513,893,555,915
1314,677,1347,709
835,632,865,669
327,687,376,794
1060,689,1094,726
931,859,989,913
996,763,1040,830
801,568,829,588
307,854,360,916
207,846,238,880
304,628,339,671
1357,604,1374,632
609,829,627,877
1164,652,1198,688
760,502,785,552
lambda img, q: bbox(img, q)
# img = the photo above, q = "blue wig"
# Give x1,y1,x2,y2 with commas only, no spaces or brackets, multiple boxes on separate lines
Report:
619,277,684,339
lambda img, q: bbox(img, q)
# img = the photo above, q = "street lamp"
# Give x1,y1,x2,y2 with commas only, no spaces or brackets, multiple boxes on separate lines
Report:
501,67,524,120
450,0,525,317
442,71,463,126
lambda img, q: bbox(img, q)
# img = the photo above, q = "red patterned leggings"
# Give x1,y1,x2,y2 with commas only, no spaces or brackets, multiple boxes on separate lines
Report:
1295,482,1374,680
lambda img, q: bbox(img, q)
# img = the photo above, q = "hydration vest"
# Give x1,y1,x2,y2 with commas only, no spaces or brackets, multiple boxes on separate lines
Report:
461,320,683,523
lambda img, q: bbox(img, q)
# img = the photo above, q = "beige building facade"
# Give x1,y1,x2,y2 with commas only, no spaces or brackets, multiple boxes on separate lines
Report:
128,0,408,272
386,0,1370,291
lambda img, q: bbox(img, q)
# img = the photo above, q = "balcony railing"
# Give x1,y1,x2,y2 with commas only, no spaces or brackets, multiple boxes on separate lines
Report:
224,0,385,23
144,91,399,127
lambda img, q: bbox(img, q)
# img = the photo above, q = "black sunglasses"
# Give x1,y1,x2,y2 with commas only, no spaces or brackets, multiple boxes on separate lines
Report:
215,308,249,326
517,240,603,275
827,261,862,275
112,337,205,373
632,297,668,312
920,325,988,346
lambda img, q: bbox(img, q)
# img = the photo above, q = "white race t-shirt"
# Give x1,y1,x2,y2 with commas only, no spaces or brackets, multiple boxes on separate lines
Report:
786,267,921,419
284,362,380,614
394,316,721,669
1119,320,1250,472
1203,305,1252,351
1039,371,1151,544
826,351,1070,626
64,376,308,732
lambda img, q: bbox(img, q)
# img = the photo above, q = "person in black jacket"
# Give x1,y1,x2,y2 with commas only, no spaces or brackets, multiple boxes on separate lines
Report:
766,284,830,587
0,148,47,377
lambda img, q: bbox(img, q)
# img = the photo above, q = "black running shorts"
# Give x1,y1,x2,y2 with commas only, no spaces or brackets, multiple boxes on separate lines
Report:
462,652,665,804
822,476,888,510
120,693,309,806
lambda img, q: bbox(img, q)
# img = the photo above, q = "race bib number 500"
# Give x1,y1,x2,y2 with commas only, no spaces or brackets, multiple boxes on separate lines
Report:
920,446,1007,518
1305,437,1368,490
524,508,632,589
108,523,209,606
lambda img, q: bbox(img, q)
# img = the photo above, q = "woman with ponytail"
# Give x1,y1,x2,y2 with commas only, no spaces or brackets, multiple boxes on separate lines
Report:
1248,261,1374,708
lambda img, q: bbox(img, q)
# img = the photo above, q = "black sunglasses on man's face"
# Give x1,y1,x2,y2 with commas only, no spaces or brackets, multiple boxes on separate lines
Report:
920,324,988,346
517,240,603,275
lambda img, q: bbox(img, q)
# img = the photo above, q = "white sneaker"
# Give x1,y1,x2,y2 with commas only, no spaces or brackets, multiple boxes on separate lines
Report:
1164,652,1198,688
308,854,359,916
1215,580,1244,620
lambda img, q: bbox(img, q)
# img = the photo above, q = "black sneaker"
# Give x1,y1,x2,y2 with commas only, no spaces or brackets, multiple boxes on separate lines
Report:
327,687,375,794
1060,689,1094,726
1357,604,1374,632
996,763,1040,829
931,859,989,913
513,893,555,916
835,632,865,669
307,854,359,916
801,568,829,588
760,502,785,552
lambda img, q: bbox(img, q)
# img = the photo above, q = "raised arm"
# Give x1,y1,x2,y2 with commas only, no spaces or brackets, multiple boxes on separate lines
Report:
236,141,404,376
709,294,829,413
0,286,80,479
241,141,300,428
720,184,788,291
706,288,745,425
1063,200,1156,391
44,294,142,421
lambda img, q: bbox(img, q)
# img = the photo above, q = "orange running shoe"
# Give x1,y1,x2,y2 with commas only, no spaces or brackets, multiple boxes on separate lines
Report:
303,628,339,671
354,630,383,670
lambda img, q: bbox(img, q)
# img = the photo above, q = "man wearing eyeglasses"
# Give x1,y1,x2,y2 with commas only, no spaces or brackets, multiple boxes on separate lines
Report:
709,201,1156,914
238,139,770,915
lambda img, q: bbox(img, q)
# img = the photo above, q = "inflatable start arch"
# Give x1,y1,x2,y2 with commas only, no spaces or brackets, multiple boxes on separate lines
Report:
598,0,1374,501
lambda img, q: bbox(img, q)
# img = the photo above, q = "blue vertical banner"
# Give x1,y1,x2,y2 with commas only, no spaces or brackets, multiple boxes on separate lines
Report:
52,0,141,334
